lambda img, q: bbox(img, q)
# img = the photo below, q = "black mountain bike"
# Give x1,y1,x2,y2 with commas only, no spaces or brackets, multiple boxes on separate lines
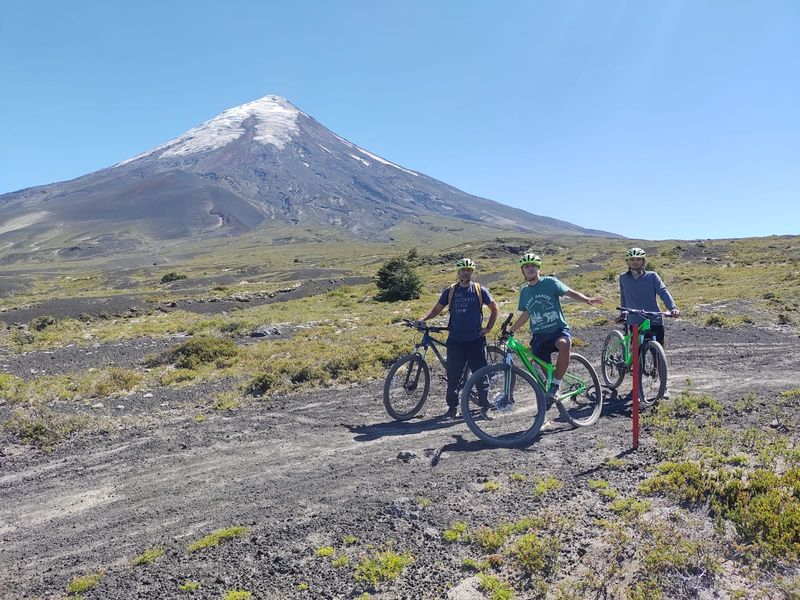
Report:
383,320,504,421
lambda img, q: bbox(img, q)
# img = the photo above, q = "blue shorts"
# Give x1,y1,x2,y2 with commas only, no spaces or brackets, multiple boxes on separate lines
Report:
530,329,571,364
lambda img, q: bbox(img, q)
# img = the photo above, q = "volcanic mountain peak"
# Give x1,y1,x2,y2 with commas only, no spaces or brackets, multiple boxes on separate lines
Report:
118,95,302,165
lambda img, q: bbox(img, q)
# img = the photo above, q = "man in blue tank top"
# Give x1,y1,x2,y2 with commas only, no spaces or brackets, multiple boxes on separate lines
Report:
415,258,499,419
508,253,603,403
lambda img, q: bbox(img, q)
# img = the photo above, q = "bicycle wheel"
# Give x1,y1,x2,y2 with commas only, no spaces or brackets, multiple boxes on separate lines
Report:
600,330,626,389
460,364,546,448
486,344,505,367
383,354,430,420
638,341,667,408
557,353,603,427
459,343,507,408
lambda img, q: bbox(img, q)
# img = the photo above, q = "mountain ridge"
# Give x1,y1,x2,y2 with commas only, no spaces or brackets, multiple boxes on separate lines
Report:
0,95,618,261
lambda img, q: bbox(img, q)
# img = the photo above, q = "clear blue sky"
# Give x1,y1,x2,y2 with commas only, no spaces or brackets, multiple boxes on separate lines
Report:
2,1,798,240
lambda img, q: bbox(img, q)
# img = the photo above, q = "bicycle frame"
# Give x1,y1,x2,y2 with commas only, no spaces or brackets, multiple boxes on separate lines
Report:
413,328,448,371
499,320,589,403
620,318,653,368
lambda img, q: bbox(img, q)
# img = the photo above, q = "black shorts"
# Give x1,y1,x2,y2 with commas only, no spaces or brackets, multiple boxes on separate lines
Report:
530,328,571,363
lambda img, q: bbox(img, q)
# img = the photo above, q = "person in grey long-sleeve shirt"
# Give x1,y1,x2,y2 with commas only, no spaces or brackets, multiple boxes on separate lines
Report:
618,247,679,349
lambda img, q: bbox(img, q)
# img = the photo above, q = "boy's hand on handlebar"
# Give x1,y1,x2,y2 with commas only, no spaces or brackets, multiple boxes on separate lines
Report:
412,319,427,330
669,308,680,318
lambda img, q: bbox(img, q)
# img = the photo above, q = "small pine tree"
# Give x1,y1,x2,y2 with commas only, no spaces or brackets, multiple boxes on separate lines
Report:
376,256,422,302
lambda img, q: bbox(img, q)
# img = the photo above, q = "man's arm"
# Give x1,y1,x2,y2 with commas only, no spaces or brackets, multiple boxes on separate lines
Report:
508,310,530,335
565,289,604,306
416,303,446,325
654,274,679,316
480,300,499,337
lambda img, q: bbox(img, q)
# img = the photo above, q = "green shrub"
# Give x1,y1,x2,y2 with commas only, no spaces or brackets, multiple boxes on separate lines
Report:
131,547,164,566
354,550,413,585
477,573,515,600
149,336,239,369
533,476,563,498
640,463,800,561
161,272,187,283
31,315,57,331
179,580,201,591
375,257,422,302
67,571,103,593
589,479,618,501
4,406,92,450
704,314,729,327
186,526,248,552
314,546,335,557
331,555,350,568
245,372,282,396
222,591,251,600
443,521,469,542
509,533,559,576
92,368,143,396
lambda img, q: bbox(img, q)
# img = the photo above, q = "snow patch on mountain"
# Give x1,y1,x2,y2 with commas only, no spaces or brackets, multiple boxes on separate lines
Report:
332,133,418,177
118,96,302,165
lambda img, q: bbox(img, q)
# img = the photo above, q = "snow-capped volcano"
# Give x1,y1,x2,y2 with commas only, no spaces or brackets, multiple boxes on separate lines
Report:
0,95,615,258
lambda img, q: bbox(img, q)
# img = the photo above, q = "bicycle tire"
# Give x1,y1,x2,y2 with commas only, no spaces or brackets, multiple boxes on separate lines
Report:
460,363,546,448
600,329,626,389
638,341,667,408
557,353,603,427
383,354,430,420
486,344,505,367
458,343,507,408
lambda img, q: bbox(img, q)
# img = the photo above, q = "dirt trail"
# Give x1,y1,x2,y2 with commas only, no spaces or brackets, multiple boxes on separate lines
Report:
1,323,798,599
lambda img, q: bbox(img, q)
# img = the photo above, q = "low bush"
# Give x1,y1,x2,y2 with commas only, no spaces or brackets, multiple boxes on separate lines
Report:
509,532,560,576
31,315,57,331
640,463,800,561
67,571,103,594
160,272,187,283
4,406,92,450
186,526,249,552
131,547,164,566
148,336,239,369
354,550,413,586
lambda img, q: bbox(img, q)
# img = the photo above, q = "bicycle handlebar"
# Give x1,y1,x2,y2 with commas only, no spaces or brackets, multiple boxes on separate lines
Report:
402,318,449,333
499,313,514,338
617,307,675,317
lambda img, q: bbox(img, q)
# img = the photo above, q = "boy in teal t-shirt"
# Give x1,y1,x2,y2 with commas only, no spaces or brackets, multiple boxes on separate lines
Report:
508,253,603,401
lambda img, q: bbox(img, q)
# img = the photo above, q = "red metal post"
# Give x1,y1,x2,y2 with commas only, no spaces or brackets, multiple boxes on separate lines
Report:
631,324,640,450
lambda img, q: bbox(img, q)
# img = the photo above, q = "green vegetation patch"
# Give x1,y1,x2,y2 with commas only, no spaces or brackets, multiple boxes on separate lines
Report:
314,545,335,557
179,580,201,591
589,479,619,501
477,573,515,600
508,532,560,576
66,571,103,594
640,463,800,561
186,526,249,552
222,591,252,600
354,549,414,585
131,546,164,566
4,406,93,450
443,521,469,543
149,335,240,369
533,476,564,498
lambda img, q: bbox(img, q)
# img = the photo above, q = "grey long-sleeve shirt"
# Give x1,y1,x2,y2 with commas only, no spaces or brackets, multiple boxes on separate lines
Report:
619,270,677,326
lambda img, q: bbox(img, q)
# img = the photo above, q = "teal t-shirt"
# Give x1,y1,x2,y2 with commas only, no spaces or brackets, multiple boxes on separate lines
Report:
517,276,570,334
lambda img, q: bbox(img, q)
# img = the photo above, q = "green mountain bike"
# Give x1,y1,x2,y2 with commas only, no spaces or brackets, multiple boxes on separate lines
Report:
459,314,603,448
600,307,669,408
383,320,505,421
